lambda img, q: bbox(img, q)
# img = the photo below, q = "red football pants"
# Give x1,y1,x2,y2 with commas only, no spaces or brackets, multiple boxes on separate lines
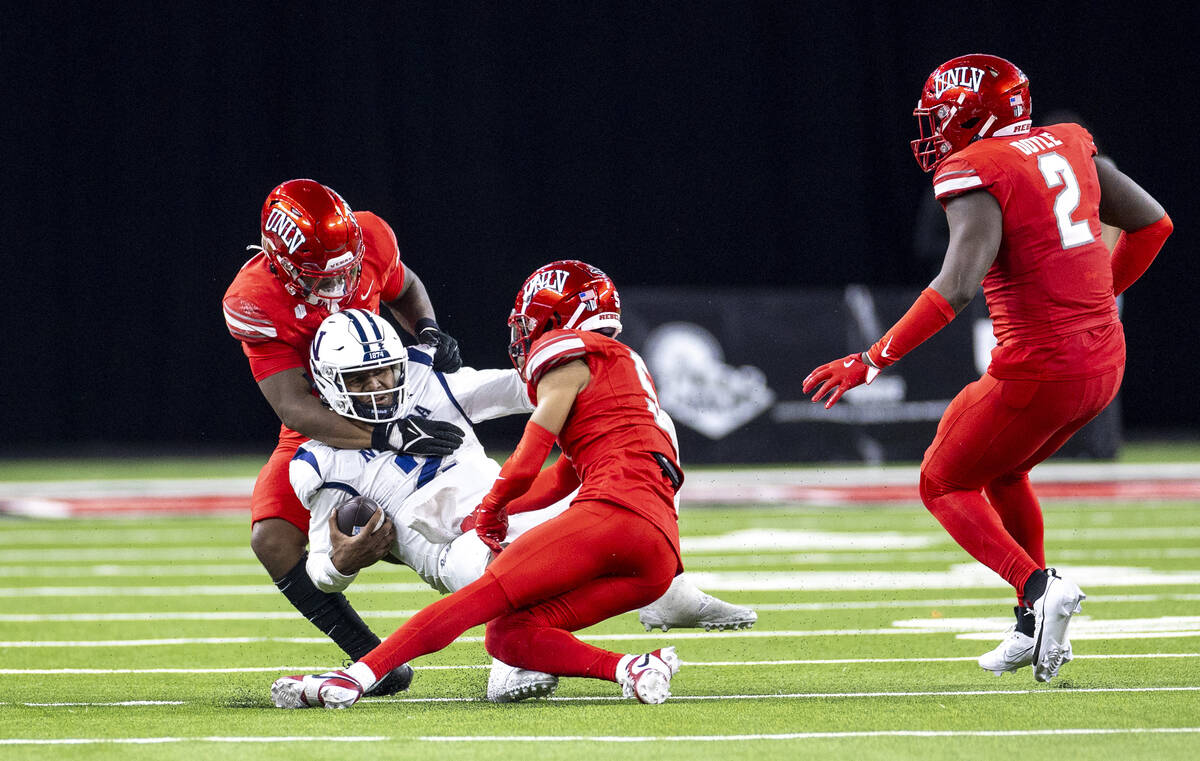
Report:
919,367,1123,598
360,500,678,682
250,430,310,531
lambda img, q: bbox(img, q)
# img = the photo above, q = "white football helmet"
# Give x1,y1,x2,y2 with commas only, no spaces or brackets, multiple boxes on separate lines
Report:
310,309,408,423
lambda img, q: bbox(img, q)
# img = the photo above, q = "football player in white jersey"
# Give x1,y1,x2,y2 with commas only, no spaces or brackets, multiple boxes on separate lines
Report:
288,308,756,703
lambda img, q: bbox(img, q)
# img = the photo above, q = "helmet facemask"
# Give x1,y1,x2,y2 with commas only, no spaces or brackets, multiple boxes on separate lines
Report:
310,310,408,423
335,363,406,422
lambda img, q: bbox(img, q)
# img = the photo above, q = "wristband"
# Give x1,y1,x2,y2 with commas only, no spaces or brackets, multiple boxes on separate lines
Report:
866,287,956,369
415,317,439,334
370,423,389,451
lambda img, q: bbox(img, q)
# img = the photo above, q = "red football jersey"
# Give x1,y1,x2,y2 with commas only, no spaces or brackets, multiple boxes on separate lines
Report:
525,329,682,560
222,211,406,382
932,123,1123,380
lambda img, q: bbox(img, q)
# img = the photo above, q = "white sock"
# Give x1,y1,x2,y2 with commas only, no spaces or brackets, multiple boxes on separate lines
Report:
344,661,378,691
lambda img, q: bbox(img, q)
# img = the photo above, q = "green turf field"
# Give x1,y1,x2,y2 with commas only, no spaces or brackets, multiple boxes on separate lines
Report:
2,479,1199,760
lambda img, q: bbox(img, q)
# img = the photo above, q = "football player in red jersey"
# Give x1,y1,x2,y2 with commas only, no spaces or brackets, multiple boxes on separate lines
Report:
271,261,686,708
222,179,466,695
803,55,1172,683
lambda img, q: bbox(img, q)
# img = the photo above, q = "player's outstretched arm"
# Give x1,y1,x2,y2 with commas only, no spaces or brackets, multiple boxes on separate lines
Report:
1095,157,1173,296
804,191,998,409
258,367,377,449
473,360,589,551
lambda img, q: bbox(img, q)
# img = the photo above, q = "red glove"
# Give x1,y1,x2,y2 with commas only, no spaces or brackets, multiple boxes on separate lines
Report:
472,495,508,554
803,353,879,409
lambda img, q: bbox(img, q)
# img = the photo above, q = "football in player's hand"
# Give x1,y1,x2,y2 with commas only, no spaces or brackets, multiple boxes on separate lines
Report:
335,496,380,536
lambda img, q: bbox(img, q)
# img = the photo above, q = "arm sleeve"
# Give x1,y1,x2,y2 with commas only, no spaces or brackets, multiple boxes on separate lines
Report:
1111,213,1173,296
479,420,558,510
504,455,581,516
865,288,957,369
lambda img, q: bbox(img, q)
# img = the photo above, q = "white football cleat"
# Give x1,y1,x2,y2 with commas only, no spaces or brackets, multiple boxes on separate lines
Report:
978,628,1034,675
271,670,363,709
1031,569,1085,683
638,576,757,632
979,628,1074,676
486,658,559,703
618,647,680,705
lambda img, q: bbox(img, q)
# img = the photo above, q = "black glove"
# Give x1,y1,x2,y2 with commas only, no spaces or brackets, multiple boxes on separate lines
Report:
417,321,462,373
372,417,465,456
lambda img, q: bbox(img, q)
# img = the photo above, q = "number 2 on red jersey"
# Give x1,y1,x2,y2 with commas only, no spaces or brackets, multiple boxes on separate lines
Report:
1037,152,1095,249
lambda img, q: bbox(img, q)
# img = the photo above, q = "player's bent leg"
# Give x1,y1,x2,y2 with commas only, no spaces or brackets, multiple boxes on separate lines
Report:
483,506,681,702
637,574,757,632
920,475,1040,591
984,474,1046,574
254,517,413,695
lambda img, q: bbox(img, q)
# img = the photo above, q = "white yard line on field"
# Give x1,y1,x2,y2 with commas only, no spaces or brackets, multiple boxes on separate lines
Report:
5,565,1200,597
0,582,432,597
7,728,1199,746
4,654,1198,676
6,593,1198,623
0,630,951,647
419,728,1200,742
0,737,388,746
8,616,1200,648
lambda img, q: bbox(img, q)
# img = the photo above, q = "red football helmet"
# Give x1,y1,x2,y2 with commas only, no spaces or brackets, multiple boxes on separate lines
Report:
259,179,365,309
508,260,622,378
911,54,1032,172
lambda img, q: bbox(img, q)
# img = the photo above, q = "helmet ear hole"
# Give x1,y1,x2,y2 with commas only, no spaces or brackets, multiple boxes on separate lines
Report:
960,117,980,129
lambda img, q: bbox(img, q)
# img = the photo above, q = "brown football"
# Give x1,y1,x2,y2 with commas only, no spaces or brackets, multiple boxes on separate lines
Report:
335,495,380,536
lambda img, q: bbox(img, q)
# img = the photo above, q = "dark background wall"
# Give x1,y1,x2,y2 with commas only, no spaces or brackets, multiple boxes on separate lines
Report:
3,2,1194,456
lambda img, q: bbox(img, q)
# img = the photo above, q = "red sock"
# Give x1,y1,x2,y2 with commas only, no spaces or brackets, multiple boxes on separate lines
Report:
360,575,512,679
920,474,1039,591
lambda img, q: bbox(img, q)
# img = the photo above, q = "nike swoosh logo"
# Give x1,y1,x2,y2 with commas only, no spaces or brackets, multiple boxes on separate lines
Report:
359,282,373,301
880,336,895,360
843,359,856,368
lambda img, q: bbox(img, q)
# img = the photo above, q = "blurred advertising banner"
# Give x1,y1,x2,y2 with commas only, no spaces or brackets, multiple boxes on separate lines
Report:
620,287,1120,464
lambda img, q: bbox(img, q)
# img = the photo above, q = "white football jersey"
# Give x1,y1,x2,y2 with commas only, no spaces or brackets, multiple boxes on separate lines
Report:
292,348,538,593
